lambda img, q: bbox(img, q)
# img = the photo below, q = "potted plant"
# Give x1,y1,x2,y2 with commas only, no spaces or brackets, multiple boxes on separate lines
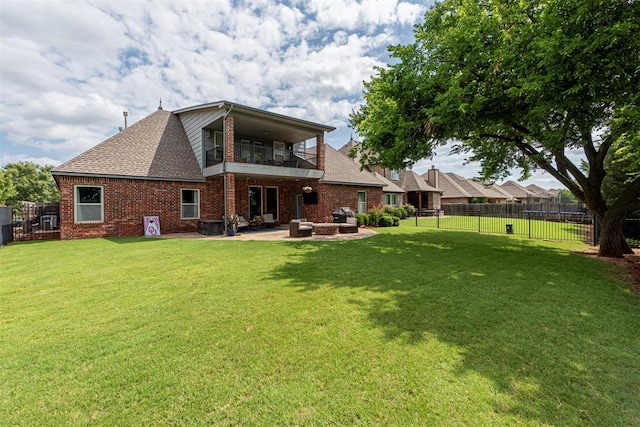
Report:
226,214,239,236
303,186,312,193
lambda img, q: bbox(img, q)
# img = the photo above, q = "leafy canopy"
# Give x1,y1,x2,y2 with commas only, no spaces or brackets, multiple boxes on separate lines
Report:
350,0,640,203
1,162,59,207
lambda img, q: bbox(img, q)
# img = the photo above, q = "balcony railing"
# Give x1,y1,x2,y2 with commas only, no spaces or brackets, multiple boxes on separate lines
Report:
206,143,318,169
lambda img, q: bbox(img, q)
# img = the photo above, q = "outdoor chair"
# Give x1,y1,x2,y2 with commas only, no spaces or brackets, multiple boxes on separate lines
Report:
289,219,313,237
236,215,250,231
262,213,279,228
339,217,359,234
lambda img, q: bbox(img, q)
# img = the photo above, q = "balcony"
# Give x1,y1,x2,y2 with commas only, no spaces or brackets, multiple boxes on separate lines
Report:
206,142,318,169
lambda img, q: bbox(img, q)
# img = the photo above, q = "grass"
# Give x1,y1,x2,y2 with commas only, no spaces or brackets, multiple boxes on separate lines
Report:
1,228,639,425
413,215,590,241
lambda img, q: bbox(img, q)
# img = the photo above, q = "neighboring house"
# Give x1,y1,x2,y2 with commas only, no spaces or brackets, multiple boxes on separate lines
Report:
526,184,558,202
338,138,441,214
430,172,510,203
500,180,539,203
401,169,441,214
373,172,405,207
51,101,336,239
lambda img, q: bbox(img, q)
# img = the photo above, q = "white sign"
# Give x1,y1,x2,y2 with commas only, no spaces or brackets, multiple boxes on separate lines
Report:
144,216,161,236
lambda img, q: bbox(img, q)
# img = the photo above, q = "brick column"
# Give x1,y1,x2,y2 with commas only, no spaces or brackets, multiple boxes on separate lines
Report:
224,115,234,162
316,133,325,171
226,173,236,218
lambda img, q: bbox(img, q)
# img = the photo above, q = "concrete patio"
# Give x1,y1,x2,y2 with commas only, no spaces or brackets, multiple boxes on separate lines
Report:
155,226,377,241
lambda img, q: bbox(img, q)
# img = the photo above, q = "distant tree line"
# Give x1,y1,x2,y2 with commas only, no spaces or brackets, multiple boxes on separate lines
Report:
0,162,59,208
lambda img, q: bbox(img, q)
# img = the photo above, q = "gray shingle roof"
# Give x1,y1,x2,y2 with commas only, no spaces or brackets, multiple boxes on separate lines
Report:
52,109,204,182
316,145,384,187
435,172,472,199
449,173,506,199
434,172,510,200
374,172,405,193
500,180,534,198
401,170,440,192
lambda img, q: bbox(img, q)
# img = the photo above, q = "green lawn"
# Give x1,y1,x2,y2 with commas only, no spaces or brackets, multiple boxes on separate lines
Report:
413,215,590,241
1,228,639,426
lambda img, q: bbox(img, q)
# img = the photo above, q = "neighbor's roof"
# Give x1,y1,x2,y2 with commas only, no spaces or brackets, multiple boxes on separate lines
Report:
489,183,516,200
52,109,205,182
448,173,507,200
374,172,405,193
526,184,553,198
434,172,471,199
401,170,440,192
337,137,366,165
314,145,384,187
500,180,535,198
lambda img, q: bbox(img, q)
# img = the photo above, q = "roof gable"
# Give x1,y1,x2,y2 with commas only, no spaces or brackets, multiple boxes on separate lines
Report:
318,145,384,187
52,110,204,182
402,170,440,192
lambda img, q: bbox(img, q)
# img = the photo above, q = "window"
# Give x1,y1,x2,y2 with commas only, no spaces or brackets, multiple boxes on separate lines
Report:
75,185,103,223
390,170,400,181
385,194,397,206
181,189,200,219
357,191,367,214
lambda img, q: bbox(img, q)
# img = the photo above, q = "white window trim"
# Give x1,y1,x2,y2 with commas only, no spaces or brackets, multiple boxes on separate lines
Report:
357,191,367,214
74,185,104,223
181,188,200,220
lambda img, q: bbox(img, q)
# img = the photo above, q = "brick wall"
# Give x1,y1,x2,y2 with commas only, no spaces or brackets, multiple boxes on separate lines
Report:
55,175,385,239
55,175,224,240
310,183,384,222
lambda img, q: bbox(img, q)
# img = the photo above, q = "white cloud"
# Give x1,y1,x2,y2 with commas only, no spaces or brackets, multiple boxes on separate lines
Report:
0,0,565,189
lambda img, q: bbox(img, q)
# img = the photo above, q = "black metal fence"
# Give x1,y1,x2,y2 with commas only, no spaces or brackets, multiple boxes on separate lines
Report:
415,203,593,243
414,203,639,247
11,203,60,242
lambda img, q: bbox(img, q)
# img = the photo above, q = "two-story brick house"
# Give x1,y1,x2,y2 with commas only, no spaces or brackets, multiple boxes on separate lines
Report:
51,101,387,239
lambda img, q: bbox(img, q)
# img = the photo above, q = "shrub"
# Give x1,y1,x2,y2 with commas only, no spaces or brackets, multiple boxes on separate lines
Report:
355,213,369,226
368,207,385,226
383,205,395,215
393,207,407,219
403,203,416,217
378,214,394,227
391,216,400,226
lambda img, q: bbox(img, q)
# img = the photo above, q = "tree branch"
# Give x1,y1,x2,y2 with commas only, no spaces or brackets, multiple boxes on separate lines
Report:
511,140,585,200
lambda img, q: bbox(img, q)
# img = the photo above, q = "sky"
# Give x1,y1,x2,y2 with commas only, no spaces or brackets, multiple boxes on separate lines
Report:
0,0,564,189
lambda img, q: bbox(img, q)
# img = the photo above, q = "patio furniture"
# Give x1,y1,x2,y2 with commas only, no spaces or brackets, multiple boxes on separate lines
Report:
339,217,358,234
289,219,313,237
237,215,250,231
315,223,340,235
198,220,223,235
262,213,279,228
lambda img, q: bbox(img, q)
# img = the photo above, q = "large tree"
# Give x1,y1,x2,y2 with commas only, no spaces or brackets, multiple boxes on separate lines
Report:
350,0,640,257
1,162,59,207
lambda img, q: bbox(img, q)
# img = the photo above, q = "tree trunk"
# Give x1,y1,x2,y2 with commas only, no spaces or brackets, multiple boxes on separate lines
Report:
597,210,633,258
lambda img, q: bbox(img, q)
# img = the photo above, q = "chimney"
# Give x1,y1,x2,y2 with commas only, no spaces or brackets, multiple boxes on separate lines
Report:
427,165,439,188
123,111,128,129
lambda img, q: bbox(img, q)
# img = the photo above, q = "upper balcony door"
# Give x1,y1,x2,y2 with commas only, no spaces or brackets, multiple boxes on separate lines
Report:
239,139,265,164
